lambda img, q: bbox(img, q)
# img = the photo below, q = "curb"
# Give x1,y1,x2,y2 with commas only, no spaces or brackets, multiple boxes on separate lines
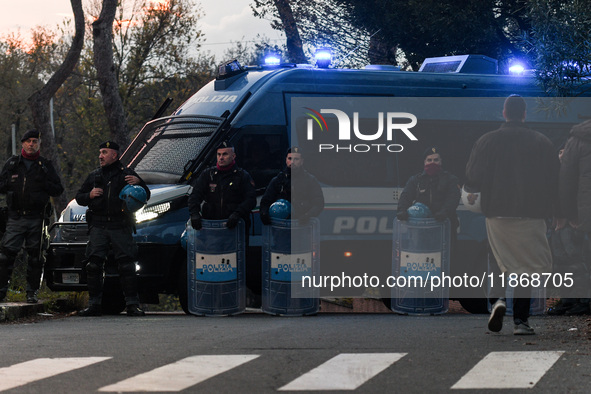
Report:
0,302,47,322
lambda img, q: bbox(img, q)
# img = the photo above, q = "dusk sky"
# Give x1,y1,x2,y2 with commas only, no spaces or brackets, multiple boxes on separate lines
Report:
0,0,282,60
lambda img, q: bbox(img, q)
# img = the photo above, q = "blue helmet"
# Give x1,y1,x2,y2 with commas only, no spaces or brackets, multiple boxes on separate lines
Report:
119,184,148,213
269,199,291,219
407,202,432,218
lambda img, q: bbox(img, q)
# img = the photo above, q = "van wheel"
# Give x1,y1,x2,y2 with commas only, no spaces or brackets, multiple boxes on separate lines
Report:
177,255,190,315
102,285,126,315
458,298,489,314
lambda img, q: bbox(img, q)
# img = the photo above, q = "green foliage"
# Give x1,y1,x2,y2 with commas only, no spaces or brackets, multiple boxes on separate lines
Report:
0,34,46,157
310,0,533,71
148,294,182,311
527,0,591,96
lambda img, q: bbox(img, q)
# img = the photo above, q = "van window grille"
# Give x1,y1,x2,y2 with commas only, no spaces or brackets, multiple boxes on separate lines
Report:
122,116,224,178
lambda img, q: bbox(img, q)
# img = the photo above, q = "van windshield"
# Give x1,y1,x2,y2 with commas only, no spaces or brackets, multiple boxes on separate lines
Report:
121,115,224,184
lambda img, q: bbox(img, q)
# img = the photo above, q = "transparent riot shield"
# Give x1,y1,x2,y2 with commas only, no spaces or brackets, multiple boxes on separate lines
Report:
262,218,320,316
187,219,245,316
391,217,450,315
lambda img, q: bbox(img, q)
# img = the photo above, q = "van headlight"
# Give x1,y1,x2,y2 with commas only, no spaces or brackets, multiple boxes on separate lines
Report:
135,202,171,223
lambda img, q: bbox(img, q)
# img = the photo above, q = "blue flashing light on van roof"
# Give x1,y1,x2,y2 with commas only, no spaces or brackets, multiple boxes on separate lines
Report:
509,64,526,75
264,55,281,66
314,48,332,68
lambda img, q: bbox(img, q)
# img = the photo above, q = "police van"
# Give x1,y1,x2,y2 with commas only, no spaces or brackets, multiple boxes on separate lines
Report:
45,53,588,314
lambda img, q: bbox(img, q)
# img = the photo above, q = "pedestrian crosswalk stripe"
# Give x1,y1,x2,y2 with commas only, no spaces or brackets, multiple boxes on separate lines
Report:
98,355,260,392
278,353,406,391
0,357,111,391
451,351,564,389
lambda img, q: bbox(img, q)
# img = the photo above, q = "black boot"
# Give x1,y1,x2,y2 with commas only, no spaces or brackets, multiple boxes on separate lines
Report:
126,304,145,316
85,257,105,306
119,260,142,309
26,255,43,302
78,305,102,317
0,252,15,302
26,291,38,304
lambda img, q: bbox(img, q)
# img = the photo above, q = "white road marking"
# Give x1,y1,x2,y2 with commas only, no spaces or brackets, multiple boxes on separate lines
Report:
98,354,260,392
452,351,564,389
278,353,406,391
0,357,111,391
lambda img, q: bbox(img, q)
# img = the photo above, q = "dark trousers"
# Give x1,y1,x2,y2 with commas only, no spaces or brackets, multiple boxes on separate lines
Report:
0,216,44,295
85,225,140,306
488,250,532,323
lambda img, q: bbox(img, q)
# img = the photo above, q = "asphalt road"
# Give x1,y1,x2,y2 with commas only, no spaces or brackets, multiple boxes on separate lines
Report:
1,311,590,393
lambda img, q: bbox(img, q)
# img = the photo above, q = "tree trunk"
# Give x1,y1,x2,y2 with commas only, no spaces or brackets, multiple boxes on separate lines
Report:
93,0,130,150
28,0,85,213
273,0,307,64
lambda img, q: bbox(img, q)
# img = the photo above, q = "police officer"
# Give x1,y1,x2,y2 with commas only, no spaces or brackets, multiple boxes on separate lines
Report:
188,141,256,232
76,141,150,316
189,141,257,300
260,147,324,225
397,146,461,227
0,129,64,303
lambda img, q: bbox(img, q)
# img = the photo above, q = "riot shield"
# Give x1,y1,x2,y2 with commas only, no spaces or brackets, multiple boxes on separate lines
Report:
391,217,450,315
262,218,320,316
187,219,246,316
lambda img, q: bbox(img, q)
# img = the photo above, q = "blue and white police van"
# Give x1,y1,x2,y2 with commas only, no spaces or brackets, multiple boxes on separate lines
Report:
45,53,588,314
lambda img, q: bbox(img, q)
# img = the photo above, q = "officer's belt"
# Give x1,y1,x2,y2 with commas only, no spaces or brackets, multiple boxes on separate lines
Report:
12,209,43,217
90,214,126,223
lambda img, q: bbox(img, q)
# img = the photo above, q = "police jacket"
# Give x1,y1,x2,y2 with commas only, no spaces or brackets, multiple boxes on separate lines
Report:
188,165,256,223
0,154,63,217
398,170,460,225
76,161,150,224
466,122,558,219
260,167,324,219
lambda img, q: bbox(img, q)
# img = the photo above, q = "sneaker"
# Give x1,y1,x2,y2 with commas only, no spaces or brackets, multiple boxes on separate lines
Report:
26,291,38,304
488,299,506,332
565,302,590,316
514,319,535,335
126,304,145,317
78,305,102,317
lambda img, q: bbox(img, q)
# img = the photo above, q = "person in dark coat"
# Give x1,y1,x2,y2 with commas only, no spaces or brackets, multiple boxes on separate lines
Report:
0,129,64,303
188,141,257,300
188,141,256,231
76,141,151,317
260,146,324,225
559,119,591,232
466,95,558,335
397,146,461,227
557,118,591,313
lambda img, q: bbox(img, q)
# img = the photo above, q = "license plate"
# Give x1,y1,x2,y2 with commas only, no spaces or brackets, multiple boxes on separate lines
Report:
62,273,80,284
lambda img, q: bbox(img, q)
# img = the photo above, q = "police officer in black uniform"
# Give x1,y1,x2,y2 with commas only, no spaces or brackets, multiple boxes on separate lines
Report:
260,147,324,225
76,141,150,316
0,130,64,303
396,146,461,227
188,141,257,298
188,141,256,231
